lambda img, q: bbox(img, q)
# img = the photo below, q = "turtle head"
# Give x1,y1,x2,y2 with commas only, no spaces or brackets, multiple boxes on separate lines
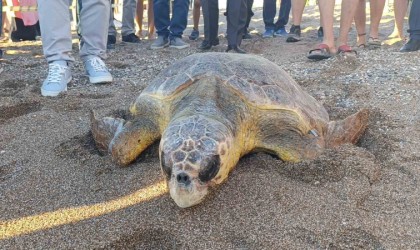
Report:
159,116,234,208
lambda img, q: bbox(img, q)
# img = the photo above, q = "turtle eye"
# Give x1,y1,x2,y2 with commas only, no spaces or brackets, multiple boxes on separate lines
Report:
160,152,172,179
199,155,220,183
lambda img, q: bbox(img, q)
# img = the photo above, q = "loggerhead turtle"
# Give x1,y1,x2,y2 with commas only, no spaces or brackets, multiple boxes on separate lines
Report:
91,52,368,208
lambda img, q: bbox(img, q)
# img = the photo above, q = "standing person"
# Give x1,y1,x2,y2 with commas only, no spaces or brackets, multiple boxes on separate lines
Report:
108,0,141,49
307,0,359,60
354,0,386,48
389,0,409,41
226,0,247,53
200,0,247,53
38,0,112,97
199,0,219,50
243,0,254,39
400,0,420,52
189,0,201,40
136,0,155,39
286,0,323,42
262,0,291,38
151,0,190,49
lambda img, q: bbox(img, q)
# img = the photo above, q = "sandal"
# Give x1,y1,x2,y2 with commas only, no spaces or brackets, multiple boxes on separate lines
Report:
337,44,357,56
368,37,382,48
357,33,367,48
307,44,333,60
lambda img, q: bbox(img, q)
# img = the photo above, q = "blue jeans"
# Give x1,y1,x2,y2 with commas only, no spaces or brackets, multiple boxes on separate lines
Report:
408,0,420,40
263,0,291,31
153,0,190,38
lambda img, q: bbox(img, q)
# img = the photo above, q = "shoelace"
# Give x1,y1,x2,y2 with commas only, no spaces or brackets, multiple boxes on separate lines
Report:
87,57,107,72
46,64,67,84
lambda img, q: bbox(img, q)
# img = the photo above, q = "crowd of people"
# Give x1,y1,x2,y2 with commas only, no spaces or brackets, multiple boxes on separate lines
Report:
1,0,419,97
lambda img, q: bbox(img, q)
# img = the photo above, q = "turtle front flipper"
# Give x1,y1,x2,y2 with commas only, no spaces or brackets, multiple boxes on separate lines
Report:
109,118,161,166
90,110,125,154
326,109,369,148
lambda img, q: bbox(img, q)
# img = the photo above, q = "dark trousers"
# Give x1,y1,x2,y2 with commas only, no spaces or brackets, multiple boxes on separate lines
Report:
226,0,247,46
408,0,420,40
201,0,219,42
263,0,291,31
245,0,254,30
153,0,189,38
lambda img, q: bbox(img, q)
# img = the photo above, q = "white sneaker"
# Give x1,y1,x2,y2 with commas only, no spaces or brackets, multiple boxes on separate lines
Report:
84,57,113,84
41,61,72,97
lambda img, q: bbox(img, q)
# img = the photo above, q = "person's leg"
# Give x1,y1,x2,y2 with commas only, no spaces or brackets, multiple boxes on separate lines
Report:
135,0,144,36
169,0,189,49
317,0,335,52
79,0,112,83
189,0,201,40
290,0,305,26
245,0,254,30
262,0,276,31
37,0,73,96
226,0,247,51
79,0,110,60
193,0,200,30
275,0,291,30
121,0,140,42
400,0,420,51
200,0,219,49
168,0,189,38
38,0,74,63
147,0,155,38
390,0,408,39
336,0,359,49
286,0,305,42
354,0,367,47
407,0,420,40
109,0,117,37
368,0,385,40
153,0,170,38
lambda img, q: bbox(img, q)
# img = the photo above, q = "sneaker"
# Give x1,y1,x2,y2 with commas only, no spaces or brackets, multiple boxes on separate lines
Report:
41,61,72,97
262,29,274,38
107,35,116,50
169,37,190,49
274,27,288,37
84,57,113,84
189,29,199,40
286,25,301,43
150,36,169,50
122,33,141,43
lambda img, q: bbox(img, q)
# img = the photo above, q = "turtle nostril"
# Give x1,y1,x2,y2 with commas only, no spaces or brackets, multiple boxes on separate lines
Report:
176,173,191,185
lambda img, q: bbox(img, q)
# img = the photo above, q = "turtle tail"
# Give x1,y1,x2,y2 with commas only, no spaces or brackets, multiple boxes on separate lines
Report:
90,110,125,154
325,109,369,148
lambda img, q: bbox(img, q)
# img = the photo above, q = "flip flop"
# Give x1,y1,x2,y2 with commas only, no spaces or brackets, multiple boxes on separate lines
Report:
337,44,357,56
307,44,333,60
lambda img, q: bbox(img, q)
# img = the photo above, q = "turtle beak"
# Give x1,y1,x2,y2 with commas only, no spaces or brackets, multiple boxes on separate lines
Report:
169,174,208,208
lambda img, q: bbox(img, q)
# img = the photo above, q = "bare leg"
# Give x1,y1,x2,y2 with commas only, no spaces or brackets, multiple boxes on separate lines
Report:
147,0,154,39
337,0,359,48
390,0,408,39
369,0,386,39
291,0,305,26
136,0,144,36
318,0,336,53
193,0,201,30
354,0,367,46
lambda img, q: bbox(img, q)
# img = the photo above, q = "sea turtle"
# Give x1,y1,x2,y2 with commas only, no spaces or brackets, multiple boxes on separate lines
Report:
91,52,368,208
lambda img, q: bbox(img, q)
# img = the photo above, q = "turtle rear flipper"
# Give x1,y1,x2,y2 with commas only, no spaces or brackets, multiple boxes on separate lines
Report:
326,109,369,148
90,110,125,154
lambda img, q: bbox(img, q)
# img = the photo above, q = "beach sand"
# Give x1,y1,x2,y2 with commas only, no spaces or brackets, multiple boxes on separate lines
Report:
1,5,419,249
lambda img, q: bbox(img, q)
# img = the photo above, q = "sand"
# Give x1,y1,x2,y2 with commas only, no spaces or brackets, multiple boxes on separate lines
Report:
1,5,420,249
